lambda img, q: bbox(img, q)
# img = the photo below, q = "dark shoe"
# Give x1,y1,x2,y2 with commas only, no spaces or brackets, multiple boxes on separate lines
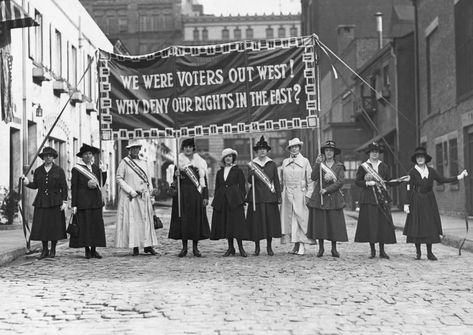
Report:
267,247,274,256
91,250,102,259
369,250,376,259
223,247,236,257
48,248,56,258
317,249,324,257
85,248,91,259
39,249,49,259
254,245,260,256
144,247,157,256
415,252,421,260
133,247,139,256
239,248,248,257
193,248,202,257
379,251,390,259
178,248,187,258
331,249,340,258
427,253,438,261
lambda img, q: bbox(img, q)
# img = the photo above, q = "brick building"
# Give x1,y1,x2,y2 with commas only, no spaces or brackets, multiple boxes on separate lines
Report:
414,0,473,216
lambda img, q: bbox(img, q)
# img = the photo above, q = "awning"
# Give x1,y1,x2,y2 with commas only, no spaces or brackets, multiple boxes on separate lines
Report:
0,0,39,30
354,127,396,152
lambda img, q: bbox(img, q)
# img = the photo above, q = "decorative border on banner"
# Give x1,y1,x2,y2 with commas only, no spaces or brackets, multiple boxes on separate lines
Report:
99,35,320,140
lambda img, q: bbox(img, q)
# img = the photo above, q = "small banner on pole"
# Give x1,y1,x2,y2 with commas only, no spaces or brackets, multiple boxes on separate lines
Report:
98,35,319,140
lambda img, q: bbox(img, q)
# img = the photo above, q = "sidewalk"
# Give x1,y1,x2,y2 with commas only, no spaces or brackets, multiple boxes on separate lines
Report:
0,210,117,267
345,209,473,253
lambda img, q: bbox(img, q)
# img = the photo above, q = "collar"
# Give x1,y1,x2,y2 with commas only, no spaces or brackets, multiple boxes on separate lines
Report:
366,159,381,171
284,154,305,167
415,164,429,178
253,156,272,167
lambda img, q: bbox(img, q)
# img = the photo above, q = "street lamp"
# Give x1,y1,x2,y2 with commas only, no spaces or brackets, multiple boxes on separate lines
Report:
35,104,43,117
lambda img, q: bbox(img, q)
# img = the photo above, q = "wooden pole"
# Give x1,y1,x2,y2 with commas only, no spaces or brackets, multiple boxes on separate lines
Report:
314,35,323,206
249,137,256,212
176,137,181,217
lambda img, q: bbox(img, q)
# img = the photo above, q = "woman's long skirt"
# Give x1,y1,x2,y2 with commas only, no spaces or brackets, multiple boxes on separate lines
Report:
246,202,281,241
307,208,348,242
69,208,106,248
403,192,442,244
30,206,66,241
354,204,396,244
210,201,247,240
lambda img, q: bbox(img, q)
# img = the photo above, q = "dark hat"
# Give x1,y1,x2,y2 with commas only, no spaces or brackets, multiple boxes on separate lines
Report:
365,142,384,154
253,136,271,151
411,146,432,164
76,144,100,157
181,138,195,150
321,140,341,155
38,146,58,159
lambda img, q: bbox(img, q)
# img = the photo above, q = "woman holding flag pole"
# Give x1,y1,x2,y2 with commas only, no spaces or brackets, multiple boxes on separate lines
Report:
246,136,282,256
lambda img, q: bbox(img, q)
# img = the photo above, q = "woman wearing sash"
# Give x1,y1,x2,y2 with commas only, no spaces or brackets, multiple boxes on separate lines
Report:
210,148,248,257
69,144,107,259
169,138,210,257
280,138,313,255
354,142,404,259
403,147,468,260
22,147,68,259
246,136,282,256
115,140,158,256
307,140,348,257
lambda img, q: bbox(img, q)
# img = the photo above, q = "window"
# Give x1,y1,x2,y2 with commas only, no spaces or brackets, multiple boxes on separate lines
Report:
290,26,298,37
435,142,444,191
118,17,128,32
426,28,437,114
54,30,62,77
34,10,43,62
139,15,151,32
85,55,93,99
202,28,208,41
344,160,361,180
383,65,390,86
49,24,52,70
193,28,199,41
48,137,66,171
278,26,286,38
449,138,459,189
266,26,274,39
66,41,69,82
70,45,77,87
455,0,473,99
234,27,241,40
222,27,229,40
246,26,253,39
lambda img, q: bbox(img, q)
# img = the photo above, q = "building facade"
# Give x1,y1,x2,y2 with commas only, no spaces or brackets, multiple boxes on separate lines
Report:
415,0,472,216
0,0,118,225
79,0,182,55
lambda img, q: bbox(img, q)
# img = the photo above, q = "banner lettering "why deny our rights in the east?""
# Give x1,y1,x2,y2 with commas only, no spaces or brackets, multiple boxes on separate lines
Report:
99,37,315,135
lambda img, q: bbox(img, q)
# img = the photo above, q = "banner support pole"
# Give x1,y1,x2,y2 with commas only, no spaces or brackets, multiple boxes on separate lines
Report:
249,137,256,212
176,137,181,218
313,35,324,206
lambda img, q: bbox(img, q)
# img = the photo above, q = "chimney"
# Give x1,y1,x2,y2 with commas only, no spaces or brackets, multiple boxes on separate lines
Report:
375,12,383,49
336,25,356,54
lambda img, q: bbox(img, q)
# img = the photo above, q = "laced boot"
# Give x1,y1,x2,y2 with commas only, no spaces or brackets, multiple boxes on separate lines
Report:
331,241,340,258
415,243,422,260
379,243,390,259
427,243,437,261
254,241,260,256
192,240,201,257
266,239,274,256
49,241,57,258
91,247,103,259
223,239,235,257
237,239,247,257
369,243,376,259
317,239,324,257
132,247,139,256
178,240,188,258
144,246,157,255
85,246,91,259
39,241,49,259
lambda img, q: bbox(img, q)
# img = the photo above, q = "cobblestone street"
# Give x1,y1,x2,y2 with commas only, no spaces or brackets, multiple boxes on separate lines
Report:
1,208,473,334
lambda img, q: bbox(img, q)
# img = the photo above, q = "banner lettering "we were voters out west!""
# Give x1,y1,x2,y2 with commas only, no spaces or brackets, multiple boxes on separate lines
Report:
98,35,320,140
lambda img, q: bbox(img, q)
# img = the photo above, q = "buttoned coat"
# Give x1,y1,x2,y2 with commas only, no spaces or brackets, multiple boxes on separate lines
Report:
280,154,313,238
26,163,68,208
211,166,246,211
307,161,345,210
71,164,106,210
245,159,281,204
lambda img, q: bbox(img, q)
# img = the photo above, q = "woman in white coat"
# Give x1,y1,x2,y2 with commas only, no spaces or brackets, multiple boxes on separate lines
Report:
280,138,314,255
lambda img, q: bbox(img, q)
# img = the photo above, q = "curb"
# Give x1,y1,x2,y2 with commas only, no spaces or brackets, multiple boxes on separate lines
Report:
345,211,472,254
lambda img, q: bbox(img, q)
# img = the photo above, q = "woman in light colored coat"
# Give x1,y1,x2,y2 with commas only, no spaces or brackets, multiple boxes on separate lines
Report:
115,140,158,256
280,138,314,255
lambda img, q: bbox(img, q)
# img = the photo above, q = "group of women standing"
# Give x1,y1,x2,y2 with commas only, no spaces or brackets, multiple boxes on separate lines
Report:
22,144,107,259
169,137,468,260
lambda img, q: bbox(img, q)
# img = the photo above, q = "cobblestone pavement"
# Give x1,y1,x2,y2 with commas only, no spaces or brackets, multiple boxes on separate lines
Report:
1,207,473,335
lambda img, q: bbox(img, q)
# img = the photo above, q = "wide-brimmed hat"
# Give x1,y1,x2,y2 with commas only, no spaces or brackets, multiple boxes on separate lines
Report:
286,138,304,151
76,144,100,157
365,142,384,154
181,138,195,150
38,146,58,159
221,148,238,161
126,139,142,149
320,140,341,155
253,136,271,151
411,146,432,164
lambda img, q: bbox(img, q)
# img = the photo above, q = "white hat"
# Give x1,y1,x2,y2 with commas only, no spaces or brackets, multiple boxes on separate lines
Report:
221,148,238,160
126,139,143,149
286,138,303,150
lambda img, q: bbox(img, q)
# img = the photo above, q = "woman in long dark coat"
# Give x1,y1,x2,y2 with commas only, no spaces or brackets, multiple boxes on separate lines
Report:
69,144,107,259
210,148,247,257
246,136,282,256
307,140,348,258
169,138,210,257
23,147,68,259
354,142,406,259
403,147,468,260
